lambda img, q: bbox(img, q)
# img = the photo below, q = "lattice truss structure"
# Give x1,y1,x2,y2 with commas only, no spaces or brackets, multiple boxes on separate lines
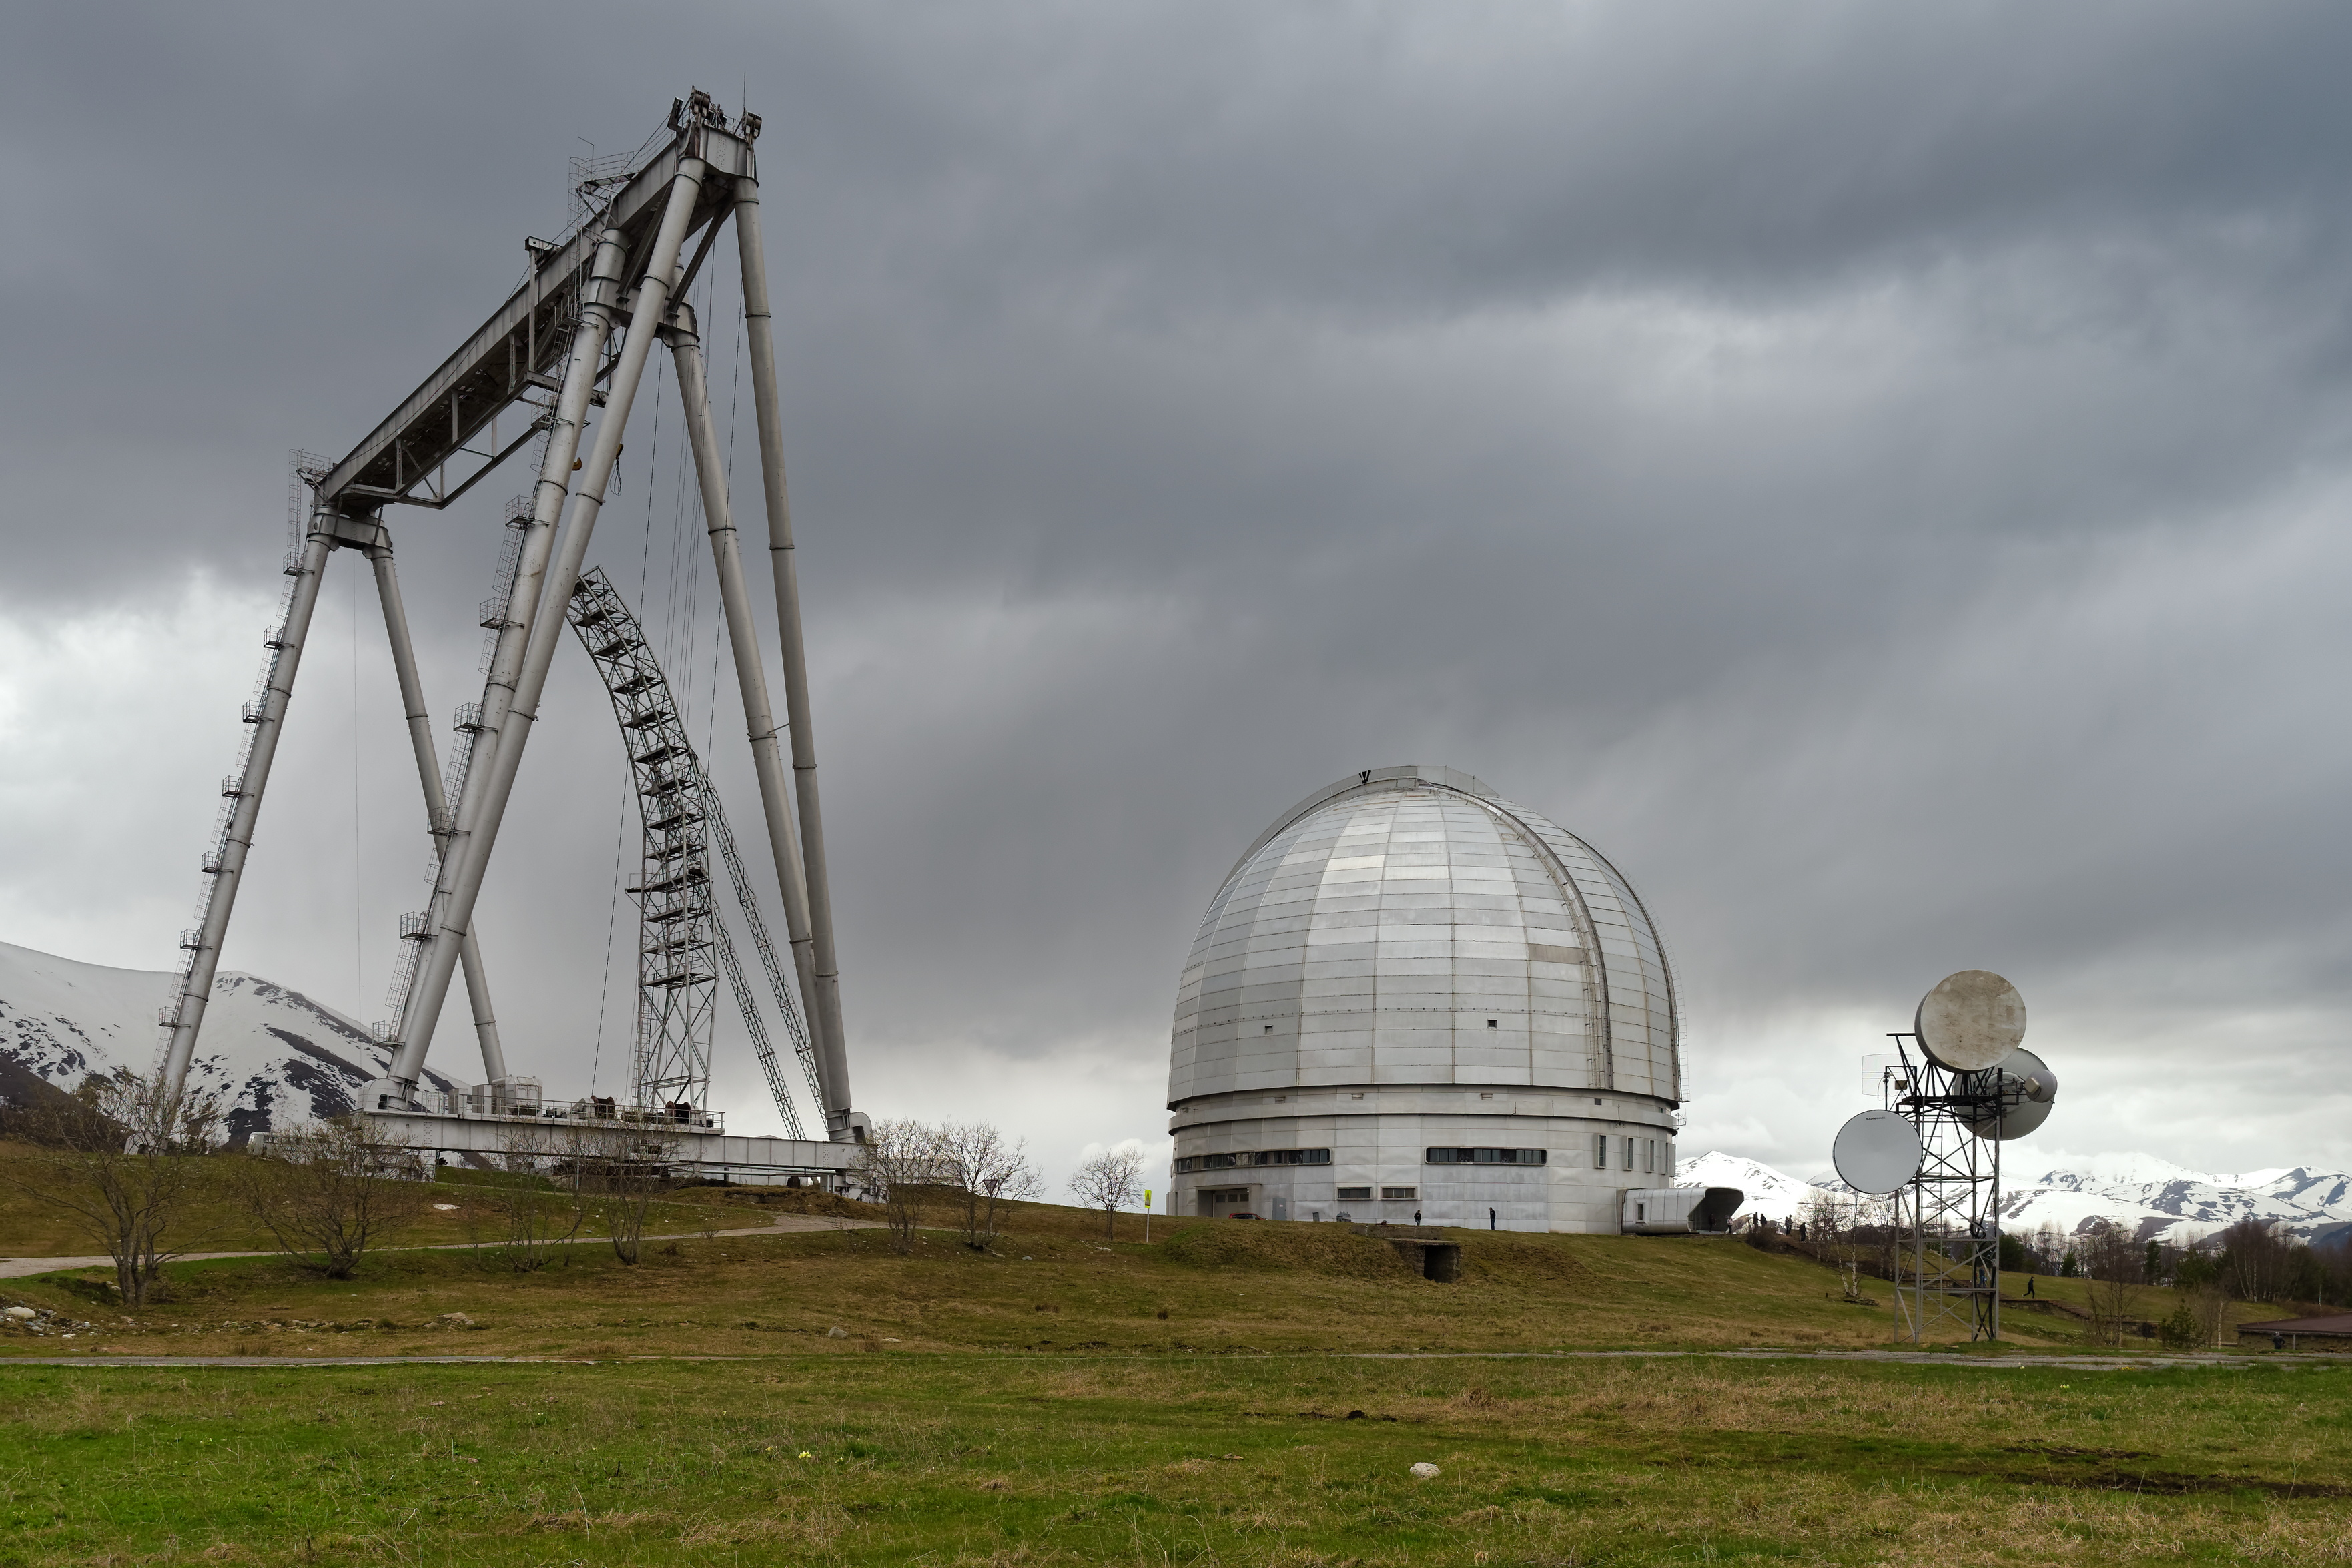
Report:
153,89,859,1142
566,567,823,1134
1880,1052,2006,1343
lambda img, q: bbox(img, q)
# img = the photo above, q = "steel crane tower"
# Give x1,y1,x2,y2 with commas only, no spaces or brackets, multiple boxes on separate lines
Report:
157,91,861,1142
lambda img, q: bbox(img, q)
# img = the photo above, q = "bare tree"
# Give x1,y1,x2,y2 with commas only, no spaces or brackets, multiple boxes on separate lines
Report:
2221,1216,2291,1303
564,1122,677,1264
2171,1236,2235,1347
2079,1217,2140,1345
1,1069,224,1306
850,1117,945,1254
1070,1145,1146,1241
461,1124,586,1272
1804,1188,1887,1301
233,1118,426,1278
935,1120,1043,1249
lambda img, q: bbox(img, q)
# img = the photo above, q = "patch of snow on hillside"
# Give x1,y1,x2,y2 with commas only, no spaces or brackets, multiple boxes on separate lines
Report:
0,940,459,1143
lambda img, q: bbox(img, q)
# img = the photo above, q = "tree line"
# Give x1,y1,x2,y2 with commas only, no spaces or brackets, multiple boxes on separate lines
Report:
1788,1186,2350,1348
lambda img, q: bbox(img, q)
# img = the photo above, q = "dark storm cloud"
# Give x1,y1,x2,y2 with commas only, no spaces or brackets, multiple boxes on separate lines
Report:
4,1,2349,1179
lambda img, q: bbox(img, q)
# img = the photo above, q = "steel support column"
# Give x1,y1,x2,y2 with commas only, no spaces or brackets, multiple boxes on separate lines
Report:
660,301,840,1116
160,516,336,1096
366,228,628,1099
366,540,506,1082
386,161,708,1093
733,176,855,1137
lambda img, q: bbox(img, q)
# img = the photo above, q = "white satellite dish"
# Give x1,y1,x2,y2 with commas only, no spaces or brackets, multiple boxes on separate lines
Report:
1957,1046,2058,1142
1914,970,2026,1072
1832,1108,1923,1195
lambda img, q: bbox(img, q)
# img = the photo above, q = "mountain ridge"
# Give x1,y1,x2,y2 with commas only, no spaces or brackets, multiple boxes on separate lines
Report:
0,939,459,1142
1676,1146,2352,1243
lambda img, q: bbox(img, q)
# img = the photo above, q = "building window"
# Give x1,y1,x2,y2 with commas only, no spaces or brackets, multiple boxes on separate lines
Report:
1622,1136,1634,1170
1336,1186,1372,1201
1485,1018,1497,1028
1643,1138,1655,1173
1382,1187,1417,1200
1594,1133,1607,1170
1424,1148,1547,1165
1173,1148,1331,1174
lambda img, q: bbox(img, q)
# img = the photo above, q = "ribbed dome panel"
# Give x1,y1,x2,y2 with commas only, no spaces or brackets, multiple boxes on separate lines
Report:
1169,767,1679,1107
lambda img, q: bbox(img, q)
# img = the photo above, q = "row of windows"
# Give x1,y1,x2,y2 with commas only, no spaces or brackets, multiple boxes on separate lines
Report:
1182,1140,1666,1175
1424,1147,1547,1166
1337,1186,1419,1201
1172,1147,1333,1174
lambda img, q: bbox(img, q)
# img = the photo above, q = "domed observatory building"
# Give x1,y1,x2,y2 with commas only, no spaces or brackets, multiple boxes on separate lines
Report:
1166,766,1682,1232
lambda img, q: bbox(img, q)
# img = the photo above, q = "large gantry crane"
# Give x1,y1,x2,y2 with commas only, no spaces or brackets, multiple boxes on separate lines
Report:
155,91,864,1175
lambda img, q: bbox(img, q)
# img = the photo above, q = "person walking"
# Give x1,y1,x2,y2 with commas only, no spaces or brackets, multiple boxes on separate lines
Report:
1488,1207,1497,1231
1414,1209,1423,1226
2024,1274,2036,1299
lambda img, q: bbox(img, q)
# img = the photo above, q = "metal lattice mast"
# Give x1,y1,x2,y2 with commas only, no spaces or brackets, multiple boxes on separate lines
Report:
1886,1050,2004,1343
564,567,819,1135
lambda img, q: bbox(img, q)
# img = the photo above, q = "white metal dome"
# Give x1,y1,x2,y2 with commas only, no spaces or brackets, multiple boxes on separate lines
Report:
1169,765,1680,1108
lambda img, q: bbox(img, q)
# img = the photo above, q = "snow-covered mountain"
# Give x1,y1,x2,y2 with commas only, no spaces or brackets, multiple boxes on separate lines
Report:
1673,1150,1827,1222
1673,1146,2352,1243
0,940,458,1144
1998,1165,2352,1246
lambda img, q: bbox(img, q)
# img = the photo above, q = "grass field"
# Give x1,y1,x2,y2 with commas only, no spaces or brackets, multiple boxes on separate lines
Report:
0,1174,2295,1360
5,1352,2350,1565
0,1139,765,1259
8,1143,2346,1564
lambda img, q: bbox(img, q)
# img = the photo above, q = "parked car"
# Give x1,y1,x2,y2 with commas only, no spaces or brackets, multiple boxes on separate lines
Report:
1226,1211,1258,1220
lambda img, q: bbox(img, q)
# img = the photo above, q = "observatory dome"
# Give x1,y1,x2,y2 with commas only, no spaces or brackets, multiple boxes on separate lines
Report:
1165,765,1685,1234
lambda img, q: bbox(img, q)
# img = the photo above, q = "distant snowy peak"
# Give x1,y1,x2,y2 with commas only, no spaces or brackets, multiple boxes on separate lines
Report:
2003,1162,2352,1246
1674,1150,1824,1222
1673,1146,2352,1242
0,939,458,1143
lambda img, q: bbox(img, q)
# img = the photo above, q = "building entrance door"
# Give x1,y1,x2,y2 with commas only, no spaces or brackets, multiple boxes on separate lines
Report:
1199,1187,1254,1218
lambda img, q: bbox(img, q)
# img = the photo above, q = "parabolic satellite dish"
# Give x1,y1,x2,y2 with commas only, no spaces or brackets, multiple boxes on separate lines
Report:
1956,1046,2058,1142
1832,1108,1923,1195
1914,970,2026,1072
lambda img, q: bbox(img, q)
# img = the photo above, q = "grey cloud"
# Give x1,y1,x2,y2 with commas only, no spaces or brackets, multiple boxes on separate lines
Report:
4,1,2349,1182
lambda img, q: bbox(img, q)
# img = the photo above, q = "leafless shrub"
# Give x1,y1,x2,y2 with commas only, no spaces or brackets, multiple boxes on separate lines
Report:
1,1068,224,1305
1070,1144,1146,1242
2079,1217,2140,1344
935,1120,1043,1249
2172,1237,2235,1346
559,1124,677,1264
460,1125,585,1272
233,1117,424,1278
849,1118,946,1254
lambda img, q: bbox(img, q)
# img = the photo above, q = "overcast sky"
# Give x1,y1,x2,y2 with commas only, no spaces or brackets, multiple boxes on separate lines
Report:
5,1,2351,1189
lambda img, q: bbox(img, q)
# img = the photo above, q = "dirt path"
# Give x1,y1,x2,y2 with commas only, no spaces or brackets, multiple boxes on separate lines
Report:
0,1211,881,1281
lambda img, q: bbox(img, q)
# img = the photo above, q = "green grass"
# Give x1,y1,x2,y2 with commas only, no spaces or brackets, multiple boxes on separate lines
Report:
4,1354,2350,1565
3,1215,2084,1362
0,1138,777,1259
11,1143,2343,1562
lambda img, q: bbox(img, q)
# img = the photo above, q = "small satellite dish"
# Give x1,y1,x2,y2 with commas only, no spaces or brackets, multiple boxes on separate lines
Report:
1914,971,2026,1072
1956,1046,2058,1142
1832,1109,1923,1195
